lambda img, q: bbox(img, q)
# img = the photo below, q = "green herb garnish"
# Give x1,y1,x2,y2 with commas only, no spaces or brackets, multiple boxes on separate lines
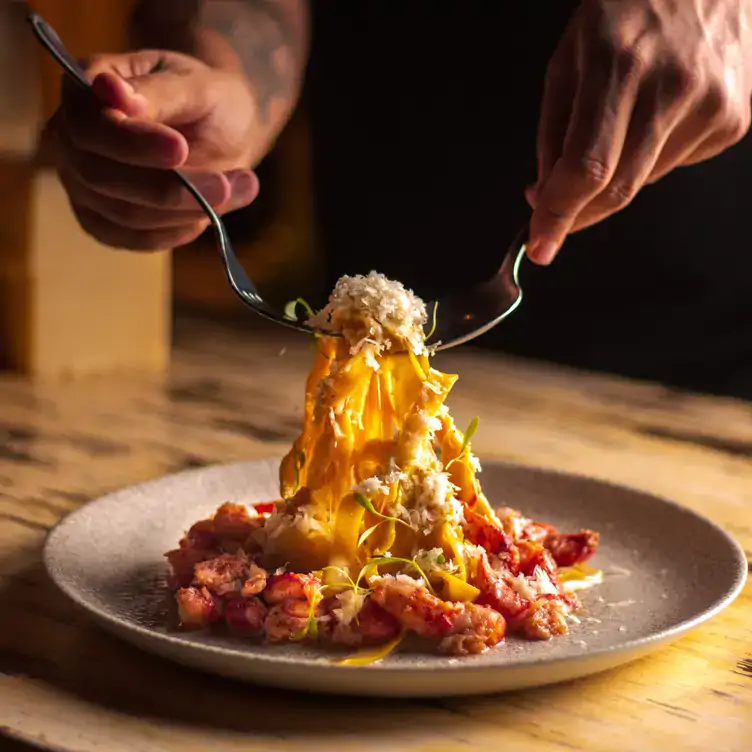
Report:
353,492,393,521
319,565,361,592
357,522,383,548
357,556,436,595
425,301,439,341
445,416,479,469
353,492,411,534
296,593,320,641
283,297,315,322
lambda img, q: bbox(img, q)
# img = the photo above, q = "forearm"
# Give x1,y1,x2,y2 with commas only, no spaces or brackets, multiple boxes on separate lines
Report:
129,1,309,161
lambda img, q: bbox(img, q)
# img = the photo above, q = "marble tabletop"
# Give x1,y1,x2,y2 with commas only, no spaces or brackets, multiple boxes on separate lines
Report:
0,315,750,752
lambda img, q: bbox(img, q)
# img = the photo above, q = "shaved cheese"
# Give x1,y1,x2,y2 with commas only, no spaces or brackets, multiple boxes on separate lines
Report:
353,476,391,497
507,566,560,601
332,589,366,626
307,271,428,359
392,470,462,533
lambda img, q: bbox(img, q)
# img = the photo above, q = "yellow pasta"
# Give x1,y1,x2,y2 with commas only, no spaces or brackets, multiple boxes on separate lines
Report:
168,272,600,658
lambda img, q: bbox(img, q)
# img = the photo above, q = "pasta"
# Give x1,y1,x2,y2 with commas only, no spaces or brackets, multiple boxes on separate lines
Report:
166,272,600,659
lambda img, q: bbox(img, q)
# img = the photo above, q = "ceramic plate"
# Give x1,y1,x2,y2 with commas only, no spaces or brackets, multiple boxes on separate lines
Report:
43,459,747,698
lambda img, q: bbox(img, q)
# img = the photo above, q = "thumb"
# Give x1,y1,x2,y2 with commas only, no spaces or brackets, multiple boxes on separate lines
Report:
88,53,212,126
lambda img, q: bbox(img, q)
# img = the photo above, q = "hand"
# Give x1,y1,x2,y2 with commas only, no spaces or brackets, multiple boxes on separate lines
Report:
48,50,261,251
527,0,752,264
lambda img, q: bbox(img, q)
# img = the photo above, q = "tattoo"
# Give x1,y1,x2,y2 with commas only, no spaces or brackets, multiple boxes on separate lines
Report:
202,1,299,126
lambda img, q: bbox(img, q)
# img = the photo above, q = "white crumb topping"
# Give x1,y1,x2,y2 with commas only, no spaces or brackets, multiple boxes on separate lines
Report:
370,573,426,589
463,543,488,561
413,547,458,574
353,476,390,497
384,457,406,484
399,409,443,468
261,504,331,549
391,470,462,534
332,589,366,626
506,566,560,601
307,271,428,359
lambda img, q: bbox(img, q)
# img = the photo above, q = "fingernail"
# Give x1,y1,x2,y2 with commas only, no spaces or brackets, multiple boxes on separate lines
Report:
527,239,558,266
194,174,229,206
229,170,259,201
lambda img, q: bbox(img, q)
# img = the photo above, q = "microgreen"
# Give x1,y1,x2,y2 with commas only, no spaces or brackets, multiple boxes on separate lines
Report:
445,416,479,469
295,588,322,641
319,565,361,593
353,492,411,534
283,297,315,322
357,522,383,548
357,555,436,595
425,301,439,341
353,492,391,521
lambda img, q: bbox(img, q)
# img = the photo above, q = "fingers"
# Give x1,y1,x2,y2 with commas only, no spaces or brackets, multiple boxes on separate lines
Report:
529,0,752,263
67,171,258,251
54,122,231,208
50,50,260,251
60,67,188,169
535,31,578,194
72,205,210,252
528,29,643,264
646,88,751,184
60,164,258,251
568,66,696,232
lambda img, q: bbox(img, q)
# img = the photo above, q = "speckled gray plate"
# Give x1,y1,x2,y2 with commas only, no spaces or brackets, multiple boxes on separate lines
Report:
43,459,747,698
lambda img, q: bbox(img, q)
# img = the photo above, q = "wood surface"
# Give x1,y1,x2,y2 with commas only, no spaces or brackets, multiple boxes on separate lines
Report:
0,0,170,379
0,316,750,752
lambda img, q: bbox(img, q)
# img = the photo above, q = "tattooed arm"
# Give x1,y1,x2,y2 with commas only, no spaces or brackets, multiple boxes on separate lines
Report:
50,0,309,250
129,0,309,163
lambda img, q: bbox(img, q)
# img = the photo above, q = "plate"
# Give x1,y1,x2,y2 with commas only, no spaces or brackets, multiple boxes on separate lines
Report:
43,459,748,698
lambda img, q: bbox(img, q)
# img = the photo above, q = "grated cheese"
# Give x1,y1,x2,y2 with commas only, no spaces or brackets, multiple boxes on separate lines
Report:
370,573,426,589
353,476,390,497
392,469,462,534
506,566,560,601
261,503,331,548
307,271,428,359
332,589,366,626
413,547,457,574
398,408,443,468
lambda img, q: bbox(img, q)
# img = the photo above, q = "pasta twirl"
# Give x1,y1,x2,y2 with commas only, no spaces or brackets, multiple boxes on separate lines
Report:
166,272,601,660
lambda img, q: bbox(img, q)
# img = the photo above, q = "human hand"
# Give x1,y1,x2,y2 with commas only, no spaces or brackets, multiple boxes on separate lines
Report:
48,50,261,251
527,0,752,264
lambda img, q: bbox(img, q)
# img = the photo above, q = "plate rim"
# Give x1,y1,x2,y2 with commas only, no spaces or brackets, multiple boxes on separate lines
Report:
42,458,749,676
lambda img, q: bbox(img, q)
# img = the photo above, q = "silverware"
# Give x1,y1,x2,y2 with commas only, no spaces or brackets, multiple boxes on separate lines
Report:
430,229,527,352
27,10,528,352
27,11,340,340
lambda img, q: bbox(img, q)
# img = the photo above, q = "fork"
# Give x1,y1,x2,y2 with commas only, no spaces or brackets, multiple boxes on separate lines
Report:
27,11,341,339
27,10,528,351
